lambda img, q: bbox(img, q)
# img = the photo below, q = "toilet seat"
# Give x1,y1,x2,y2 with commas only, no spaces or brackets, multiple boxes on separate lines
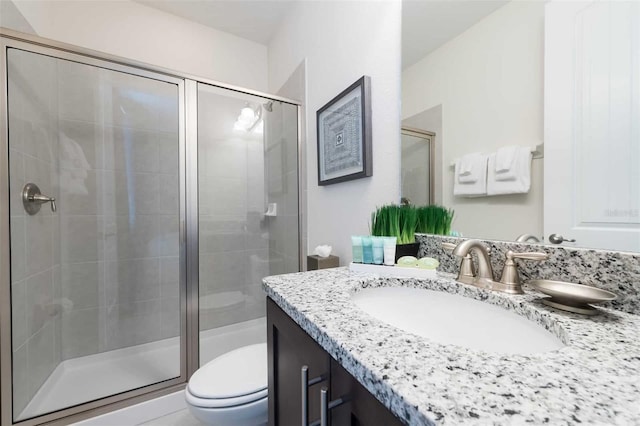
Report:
185,387,267,408
186,343,267,409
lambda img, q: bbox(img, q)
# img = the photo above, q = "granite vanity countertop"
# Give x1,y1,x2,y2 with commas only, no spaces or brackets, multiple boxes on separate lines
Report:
262,268,640,425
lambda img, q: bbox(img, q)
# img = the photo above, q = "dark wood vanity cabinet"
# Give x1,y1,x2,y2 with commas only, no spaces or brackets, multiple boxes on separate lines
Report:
267,298,403,426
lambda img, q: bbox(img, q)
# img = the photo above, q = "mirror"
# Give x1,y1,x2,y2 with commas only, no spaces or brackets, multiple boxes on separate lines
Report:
401,0,640,252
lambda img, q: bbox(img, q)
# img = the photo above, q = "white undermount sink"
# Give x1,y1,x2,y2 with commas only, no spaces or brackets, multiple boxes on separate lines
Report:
351,287,565,355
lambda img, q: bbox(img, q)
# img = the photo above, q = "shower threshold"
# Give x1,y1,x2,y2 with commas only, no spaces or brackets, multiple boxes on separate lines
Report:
18,317,266,422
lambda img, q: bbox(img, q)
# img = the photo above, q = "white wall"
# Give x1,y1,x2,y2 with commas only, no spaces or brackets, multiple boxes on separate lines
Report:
2,0,268,91
0,0,34,34
268,1,402,265
402,1,545,241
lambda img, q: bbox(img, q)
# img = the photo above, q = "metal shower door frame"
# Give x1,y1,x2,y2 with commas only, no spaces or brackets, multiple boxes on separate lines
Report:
0,34,190,426
400,126,436,205
0,27,303,426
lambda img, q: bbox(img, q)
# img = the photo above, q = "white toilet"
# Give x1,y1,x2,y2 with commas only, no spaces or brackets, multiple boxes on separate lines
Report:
185,343,268,426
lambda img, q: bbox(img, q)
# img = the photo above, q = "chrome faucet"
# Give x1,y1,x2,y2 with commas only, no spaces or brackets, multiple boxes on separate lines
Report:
452,239,495,288
448,239,549,294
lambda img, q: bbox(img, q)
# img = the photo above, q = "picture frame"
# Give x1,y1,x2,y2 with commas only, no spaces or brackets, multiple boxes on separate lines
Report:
316,76,372,185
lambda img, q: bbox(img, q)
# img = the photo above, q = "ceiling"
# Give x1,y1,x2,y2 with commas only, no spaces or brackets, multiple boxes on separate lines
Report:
135,0,508,68
135,0,296,44
402,0,509,69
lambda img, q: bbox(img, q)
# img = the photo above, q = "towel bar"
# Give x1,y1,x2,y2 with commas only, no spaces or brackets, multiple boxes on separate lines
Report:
449,144,543,168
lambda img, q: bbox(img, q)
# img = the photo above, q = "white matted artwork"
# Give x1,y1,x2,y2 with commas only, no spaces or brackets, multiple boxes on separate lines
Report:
316,76,372,185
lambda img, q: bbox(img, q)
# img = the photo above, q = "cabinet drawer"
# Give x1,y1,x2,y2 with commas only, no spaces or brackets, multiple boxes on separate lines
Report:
267,297,403,426
330,359,403,426
268,298,330,426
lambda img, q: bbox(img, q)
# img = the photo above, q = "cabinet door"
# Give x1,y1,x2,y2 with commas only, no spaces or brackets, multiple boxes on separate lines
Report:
330,359,403,426
267,298,330,426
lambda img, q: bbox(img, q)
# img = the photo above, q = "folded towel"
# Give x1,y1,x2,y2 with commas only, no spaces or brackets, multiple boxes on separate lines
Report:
59,132,91,195
495,146,519,176
454,154,488,196
458,152,481,175
486,150,531,195
457,153,484,183
495,146,532,182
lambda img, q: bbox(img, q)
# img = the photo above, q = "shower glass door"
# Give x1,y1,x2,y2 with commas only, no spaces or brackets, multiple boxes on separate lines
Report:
401,128,434,205
5,46,184,422
196,83,299,366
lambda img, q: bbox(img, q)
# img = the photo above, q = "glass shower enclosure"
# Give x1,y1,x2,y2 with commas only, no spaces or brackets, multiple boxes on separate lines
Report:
196,84,299,367
0,30,300,425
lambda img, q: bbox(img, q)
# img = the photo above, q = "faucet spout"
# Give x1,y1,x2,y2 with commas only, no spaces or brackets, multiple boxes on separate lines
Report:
452,239,494,281
515,233,540,243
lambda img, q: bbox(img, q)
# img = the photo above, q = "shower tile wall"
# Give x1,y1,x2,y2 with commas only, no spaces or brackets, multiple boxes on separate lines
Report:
264,102,299,275
8,49,180,417
197,88,298,334
275,62,306,270
198,92,269,331
57,64,181,351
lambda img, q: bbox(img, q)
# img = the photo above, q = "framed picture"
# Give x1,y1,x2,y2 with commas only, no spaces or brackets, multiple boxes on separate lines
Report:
316,76,372,185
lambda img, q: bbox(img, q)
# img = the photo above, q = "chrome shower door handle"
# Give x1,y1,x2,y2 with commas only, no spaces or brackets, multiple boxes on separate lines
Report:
22,183,56,215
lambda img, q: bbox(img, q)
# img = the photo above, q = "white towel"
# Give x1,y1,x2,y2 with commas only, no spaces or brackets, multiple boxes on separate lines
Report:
495,146,519,177
457,153,484,183
486,150,531,195
59,132,91,195
454,154,488,196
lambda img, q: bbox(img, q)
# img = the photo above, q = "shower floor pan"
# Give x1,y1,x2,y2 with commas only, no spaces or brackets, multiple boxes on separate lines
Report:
18,317,266,421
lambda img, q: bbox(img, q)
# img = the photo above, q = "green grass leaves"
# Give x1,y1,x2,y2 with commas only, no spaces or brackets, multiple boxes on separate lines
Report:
371,204,454,244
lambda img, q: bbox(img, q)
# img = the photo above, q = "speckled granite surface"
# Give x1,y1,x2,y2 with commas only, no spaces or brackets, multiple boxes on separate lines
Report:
263,268,640,425
416,234,640,315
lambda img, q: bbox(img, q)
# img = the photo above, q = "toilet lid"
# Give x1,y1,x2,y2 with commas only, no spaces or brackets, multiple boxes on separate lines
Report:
188,343,267,399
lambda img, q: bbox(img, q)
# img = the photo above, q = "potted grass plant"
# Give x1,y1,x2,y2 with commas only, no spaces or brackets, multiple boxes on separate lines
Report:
371,204,420,261
370,204,454,262
415,205,455,236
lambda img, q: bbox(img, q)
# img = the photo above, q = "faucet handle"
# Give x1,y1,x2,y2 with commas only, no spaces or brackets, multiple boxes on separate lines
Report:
499,250,549,293
508,251,548,262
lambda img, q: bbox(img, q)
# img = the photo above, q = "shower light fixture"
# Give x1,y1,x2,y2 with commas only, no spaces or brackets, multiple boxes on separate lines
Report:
234,103,267,134
234,105,257,132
